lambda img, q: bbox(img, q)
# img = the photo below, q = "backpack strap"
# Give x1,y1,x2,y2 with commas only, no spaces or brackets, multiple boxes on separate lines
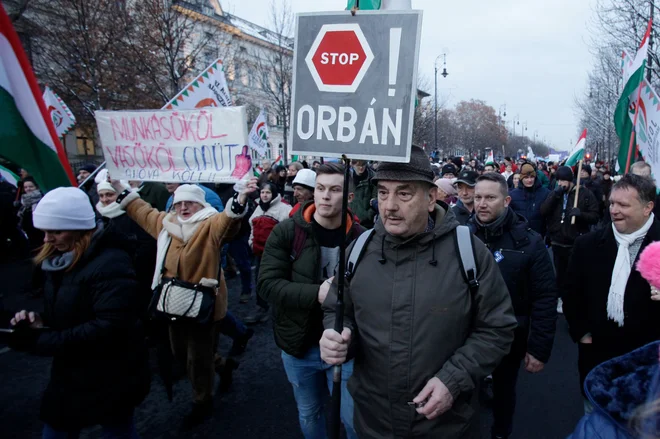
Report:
345,228,375,281
455,225,479,296
290,222,307,262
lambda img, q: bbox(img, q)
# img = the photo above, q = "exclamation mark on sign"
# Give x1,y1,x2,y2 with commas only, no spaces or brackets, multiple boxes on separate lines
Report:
388,28,402,97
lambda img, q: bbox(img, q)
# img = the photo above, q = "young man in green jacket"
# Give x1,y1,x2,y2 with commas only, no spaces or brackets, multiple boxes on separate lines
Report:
258,163,363,439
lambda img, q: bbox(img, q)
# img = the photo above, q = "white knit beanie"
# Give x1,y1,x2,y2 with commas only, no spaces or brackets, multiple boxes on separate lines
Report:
172,184,208,207
97,180,130,194
33,187,96,230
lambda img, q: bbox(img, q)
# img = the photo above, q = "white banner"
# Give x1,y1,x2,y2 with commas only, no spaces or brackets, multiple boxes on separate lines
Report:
43,86,76,137
164,59,232,110
633,79,660,183
95,107,253,183
248,110,269,157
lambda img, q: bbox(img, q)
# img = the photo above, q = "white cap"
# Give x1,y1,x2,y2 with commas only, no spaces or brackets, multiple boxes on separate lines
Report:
172,184,208,207
97,181,130,194
292,169,316,190
33,187,96,231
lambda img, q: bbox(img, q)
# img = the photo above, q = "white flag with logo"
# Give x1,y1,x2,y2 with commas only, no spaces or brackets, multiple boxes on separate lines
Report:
42,86,76,137
164,59,232,110
248,110,269,157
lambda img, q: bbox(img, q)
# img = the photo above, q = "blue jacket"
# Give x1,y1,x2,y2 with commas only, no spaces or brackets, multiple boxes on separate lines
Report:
567,341,660,439
509,178,550,236
165,184,224,212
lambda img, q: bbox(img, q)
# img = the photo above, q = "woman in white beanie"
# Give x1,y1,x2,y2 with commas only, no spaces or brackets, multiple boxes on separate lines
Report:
9,187,150,438
111,178,257,429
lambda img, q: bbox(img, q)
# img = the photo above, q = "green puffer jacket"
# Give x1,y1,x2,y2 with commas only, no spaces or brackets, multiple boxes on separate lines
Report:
258,201,364,358
349,167,377,228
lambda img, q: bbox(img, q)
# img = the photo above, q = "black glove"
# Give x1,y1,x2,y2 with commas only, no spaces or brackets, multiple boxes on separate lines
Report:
569,207,581,218
7,327,41,352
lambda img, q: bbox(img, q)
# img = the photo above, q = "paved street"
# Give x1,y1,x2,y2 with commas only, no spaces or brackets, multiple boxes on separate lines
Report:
0,259,583,439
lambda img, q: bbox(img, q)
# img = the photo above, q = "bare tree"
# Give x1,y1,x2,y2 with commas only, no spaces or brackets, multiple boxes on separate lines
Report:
4,0,34,23
249,0,294,164
124,0,233,104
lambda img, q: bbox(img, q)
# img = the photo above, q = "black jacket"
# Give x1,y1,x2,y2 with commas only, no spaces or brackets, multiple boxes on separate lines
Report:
468,208,558,363
509,178,551,236
36,228,150,430
563,220,660,384
451,199,473,225
583,179,605,217
540,185,599,246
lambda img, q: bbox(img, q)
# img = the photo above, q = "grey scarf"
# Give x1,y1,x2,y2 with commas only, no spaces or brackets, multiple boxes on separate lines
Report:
42,251,75,271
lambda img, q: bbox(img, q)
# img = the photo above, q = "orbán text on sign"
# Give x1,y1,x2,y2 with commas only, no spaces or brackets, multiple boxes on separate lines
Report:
305,23,374,93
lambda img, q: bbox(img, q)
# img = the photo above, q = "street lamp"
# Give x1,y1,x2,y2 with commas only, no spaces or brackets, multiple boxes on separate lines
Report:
434,53,448,153
512,115,520,137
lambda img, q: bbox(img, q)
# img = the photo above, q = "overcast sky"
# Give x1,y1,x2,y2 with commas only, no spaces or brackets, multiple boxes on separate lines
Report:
225,0,597,152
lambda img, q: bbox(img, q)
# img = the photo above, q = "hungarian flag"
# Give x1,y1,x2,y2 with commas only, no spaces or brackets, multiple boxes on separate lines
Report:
485,150,495,164
566,129,587,166
0,5,75,190
614,19,652,173
346,0,411,9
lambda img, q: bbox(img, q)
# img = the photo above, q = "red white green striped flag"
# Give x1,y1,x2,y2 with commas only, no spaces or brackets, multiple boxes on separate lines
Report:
566,129,587,166
614,19,652,173
0,4,76,190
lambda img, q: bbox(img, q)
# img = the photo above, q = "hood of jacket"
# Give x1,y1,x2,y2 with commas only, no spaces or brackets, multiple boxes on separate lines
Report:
294,200,357,234
585,341,660,432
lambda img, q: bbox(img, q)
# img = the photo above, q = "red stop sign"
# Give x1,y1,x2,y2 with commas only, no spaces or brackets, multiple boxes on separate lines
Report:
305,23,374,93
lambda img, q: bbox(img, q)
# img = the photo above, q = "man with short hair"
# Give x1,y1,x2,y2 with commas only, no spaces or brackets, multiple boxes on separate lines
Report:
630,160,660,218
469,173,557,439
509,162,551,236
452,170,478,225
541,166,599,313
484,162,498,173
564,174,660,399
258,163,363,438
320,145,516,438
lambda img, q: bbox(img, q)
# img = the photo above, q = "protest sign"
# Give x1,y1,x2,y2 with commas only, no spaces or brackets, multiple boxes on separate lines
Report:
164,59,232,110
95,107,252,183
248,109,270,158
290,10,422,162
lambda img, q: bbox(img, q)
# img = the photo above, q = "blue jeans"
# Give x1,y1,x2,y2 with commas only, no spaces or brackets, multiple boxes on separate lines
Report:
218,310,247,340
42,416,139,439
223,236,253,295
281,346,357,439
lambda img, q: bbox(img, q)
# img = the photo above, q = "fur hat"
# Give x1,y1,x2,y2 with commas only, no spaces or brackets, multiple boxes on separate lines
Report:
172,184,209,207
33,187,96,230
520,163,536,177
373,145,435,185
292,169,316,190
556,166,574,182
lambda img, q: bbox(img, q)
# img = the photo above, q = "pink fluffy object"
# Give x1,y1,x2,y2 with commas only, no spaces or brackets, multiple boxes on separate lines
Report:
637,241,660,288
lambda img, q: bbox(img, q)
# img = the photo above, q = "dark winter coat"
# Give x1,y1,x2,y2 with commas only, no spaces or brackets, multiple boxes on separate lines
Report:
563,219,660,387
509,178,551,236
567,341,660,439
540,184,599,246
137,182,170,211
323,204,516,438
584,179,605,217
451,199,473,225
349,167,377,228
468,208,557,363
36,228,150,430
258,201,364,358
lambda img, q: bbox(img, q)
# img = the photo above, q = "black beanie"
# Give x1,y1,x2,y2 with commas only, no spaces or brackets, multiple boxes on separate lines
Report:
581,164,592,175
556,166,574,182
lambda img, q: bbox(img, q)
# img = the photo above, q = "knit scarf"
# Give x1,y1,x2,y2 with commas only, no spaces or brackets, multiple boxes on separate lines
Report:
17,190,43,222
96,201,125,219
608,213,655,327
151,206,217,289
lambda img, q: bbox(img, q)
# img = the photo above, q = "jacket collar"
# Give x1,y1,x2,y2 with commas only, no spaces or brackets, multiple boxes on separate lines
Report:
298,200,355,234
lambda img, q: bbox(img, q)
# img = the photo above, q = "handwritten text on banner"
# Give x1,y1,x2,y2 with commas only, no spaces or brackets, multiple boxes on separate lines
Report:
95,107,252,183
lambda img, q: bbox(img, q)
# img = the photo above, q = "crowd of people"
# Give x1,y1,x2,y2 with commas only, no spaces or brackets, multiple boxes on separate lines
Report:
1,146,660,439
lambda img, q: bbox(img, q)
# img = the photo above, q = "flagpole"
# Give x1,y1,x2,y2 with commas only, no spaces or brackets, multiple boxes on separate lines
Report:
571,159,583,225
625,78,645,173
